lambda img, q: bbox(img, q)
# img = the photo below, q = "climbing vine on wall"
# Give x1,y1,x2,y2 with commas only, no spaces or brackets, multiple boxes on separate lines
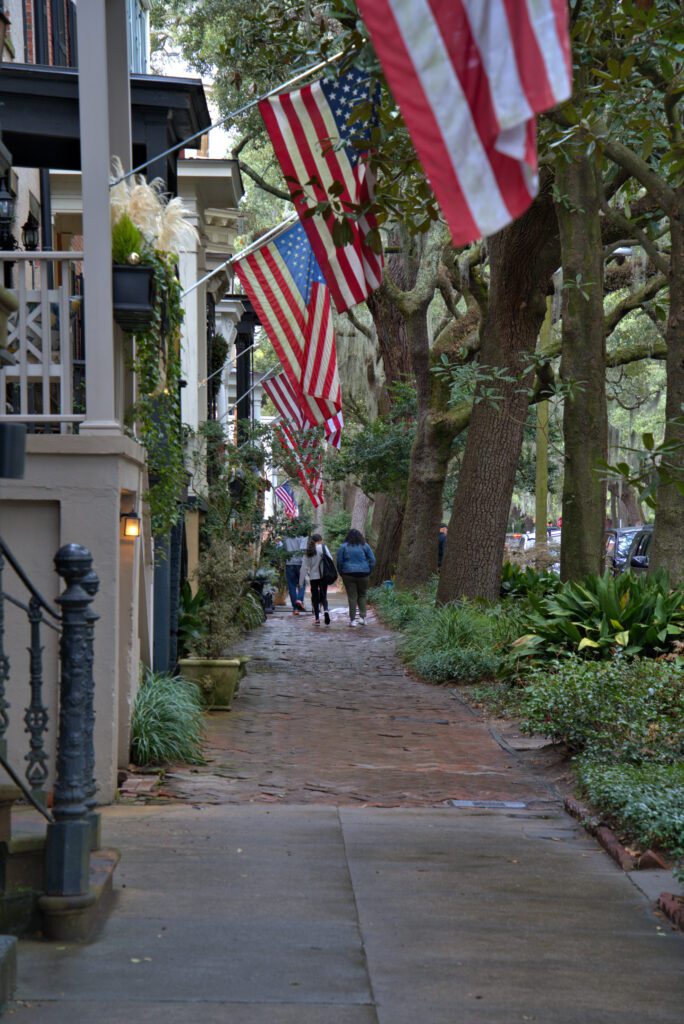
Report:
129,252,186,534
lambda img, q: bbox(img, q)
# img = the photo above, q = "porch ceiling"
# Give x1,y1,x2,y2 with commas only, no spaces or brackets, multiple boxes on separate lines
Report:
0,64,211,176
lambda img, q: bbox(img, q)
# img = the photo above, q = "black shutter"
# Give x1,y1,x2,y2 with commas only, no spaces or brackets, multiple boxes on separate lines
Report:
67,0,77,67
50,0,68,67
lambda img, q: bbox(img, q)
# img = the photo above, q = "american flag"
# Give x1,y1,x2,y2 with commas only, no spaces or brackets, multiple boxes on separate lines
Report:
275,421,325,509
263,371,344,450
235,221,342,429
262,372,306,431
274,481,299,519
355,0,572,245
260,66,384,313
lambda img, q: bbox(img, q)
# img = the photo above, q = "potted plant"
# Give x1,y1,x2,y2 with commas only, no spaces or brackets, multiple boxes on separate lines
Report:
112,214,155,332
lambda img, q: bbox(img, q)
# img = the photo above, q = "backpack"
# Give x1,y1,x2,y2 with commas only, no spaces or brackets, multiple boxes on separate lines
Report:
319,546,338,586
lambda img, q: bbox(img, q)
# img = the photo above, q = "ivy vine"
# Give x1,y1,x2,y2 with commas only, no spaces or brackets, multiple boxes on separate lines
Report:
128,251,186,534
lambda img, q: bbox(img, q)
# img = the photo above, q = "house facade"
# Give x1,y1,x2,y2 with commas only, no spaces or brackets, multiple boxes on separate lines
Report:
0,0,246,801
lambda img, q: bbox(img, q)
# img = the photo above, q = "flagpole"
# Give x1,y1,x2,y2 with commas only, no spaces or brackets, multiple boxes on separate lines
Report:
111,52,345,187
180,213,298,299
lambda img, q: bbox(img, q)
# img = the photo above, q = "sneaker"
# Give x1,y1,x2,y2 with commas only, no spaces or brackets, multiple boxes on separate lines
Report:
314,618,320,625
295,600,306,612
349,619,357,627
358,616,366,626
324,611,330,625
292,609,300,616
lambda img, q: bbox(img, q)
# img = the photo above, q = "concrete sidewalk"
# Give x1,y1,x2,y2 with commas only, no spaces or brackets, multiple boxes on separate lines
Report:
9,601,684,1022
10,803,684,1023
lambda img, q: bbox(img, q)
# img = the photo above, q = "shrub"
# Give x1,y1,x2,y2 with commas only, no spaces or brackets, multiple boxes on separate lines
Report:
513,569,684,661
500,562,561,601
521,657,684,762
370,585,425,630
576,759,684,866
130,671,205,767
397,600,527,683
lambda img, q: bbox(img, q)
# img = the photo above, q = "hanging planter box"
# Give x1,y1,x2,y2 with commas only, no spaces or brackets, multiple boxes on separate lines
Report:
0,423,27,480
112,264,155,333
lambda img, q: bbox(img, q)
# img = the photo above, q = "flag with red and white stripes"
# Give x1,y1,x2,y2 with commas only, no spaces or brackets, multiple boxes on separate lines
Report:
259,66,384,313
275,481,299,519
276,421,325,508
262,372,306,431
355,0,572,245
263,372,344,450
235,221,342,430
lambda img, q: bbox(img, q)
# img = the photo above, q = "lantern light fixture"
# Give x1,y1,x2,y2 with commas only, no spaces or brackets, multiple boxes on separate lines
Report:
0,175,16,250
21,212,39,252
120,512,141,539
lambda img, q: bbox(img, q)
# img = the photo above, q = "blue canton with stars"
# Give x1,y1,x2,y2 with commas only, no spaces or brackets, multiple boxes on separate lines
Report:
274,221,326,304
319,67,376,167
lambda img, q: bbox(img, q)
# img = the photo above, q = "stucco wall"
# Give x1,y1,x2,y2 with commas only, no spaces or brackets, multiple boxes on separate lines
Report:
0,433,148,802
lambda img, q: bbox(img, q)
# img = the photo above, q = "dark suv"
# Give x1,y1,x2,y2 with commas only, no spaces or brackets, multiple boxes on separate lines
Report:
604,527,641,574
625,525,653,573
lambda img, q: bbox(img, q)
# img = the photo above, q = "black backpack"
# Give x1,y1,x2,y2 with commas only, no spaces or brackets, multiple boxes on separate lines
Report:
319,547,338,586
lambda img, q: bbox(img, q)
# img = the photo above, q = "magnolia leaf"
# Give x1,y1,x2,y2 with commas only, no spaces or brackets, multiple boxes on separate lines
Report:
578,638,600,650
614,631,630,647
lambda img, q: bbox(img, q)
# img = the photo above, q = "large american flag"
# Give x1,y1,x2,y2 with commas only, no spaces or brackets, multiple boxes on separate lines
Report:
275,481,299,519
235,221,342,429
355,0,572,245
259,66,384,313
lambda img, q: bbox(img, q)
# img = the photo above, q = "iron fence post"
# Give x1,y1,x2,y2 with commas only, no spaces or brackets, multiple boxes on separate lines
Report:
82,569,100,851
44,544,96,897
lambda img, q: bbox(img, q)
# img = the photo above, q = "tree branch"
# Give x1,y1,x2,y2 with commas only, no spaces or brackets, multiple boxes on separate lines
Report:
237,160,292,202
604,272,667,335
602,137,679,217
601,203,670,275
344,306,375,341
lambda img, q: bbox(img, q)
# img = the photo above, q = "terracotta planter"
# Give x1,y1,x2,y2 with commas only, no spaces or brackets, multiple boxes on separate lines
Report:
178,658,240,710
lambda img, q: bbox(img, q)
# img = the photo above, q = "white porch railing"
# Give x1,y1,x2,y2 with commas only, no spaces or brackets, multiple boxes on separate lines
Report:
0,253,86,434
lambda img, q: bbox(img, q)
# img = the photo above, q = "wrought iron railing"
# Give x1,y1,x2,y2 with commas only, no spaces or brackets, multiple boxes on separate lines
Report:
0,252,86,433
0,535,100,897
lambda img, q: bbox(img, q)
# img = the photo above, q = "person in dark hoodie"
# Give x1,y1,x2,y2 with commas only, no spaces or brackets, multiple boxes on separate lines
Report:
336,529,376,627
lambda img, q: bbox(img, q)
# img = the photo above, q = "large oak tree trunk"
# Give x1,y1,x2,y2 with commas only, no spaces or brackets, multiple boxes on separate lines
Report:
557,151,607,580
437,189,559,603
370,494,404,583
651,204,684,584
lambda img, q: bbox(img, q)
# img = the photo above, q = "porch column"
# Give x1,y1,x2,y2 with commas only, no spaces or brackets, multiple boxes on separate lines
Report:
77,0,131,435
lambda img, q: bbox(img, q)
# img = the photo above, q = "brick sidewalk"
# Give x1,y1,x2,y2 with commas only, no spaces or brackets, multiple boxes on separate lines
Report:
162,598,555,808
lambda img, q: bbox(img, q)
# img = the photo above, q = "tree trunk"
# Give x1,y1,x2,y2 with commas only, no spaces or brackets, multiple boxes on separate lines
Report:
371,494,405,583
557,151,607,581
437,188,560,603
350,486,372,533
395,303,454,588
651,203,684,583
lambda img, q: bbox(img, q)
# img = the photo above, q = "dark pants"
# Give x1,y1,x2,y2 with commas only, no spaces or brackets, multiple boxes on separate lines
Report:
310,579,329,620
286,563,305,609
342,574,370,620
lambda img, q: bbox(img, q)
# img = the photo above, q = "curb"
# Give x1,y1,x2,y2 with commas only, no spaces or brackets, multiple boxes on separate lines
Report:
564,795,682,932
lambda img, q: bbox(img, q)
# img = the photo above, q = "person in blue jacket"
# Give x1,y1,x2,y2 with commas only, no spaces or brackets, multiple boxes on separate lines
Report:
336,529,376,627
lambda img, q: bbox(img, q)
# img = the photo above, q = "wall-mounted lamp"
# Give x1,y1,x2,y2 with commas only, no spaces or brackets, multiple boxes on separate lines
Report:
121,512,141,539
21,212,40,252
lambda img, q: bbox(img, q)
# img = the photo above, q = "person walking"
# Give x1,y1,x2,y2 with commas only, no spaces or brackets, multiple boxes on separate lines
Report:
299,534,332,625
336,529,376,627
284,534,307,614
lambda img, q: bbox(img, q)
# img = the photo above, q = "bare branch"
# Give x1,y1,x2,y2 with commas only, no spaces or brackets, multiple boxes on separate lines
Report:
601,203,670,275
344,306,375,341
238,160,291,202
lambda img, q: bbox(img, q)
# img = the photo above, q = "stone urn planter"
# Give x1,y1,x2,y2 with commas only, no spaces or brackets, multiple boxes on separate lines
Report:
178,658,241,710
233,656,251,696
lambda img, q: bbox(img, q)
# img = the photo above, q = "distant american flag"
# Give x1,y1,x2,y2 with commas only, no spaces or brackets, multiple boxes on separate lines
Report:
235,221,342,429
276,422,325,509
260,66,384,313
275,481,299,519
356,0,572,245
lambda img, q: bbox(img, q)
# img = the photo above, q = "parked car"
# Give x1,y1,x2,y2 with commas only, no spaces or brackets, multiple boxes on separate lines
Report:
604,527,641,574
625,525,653,573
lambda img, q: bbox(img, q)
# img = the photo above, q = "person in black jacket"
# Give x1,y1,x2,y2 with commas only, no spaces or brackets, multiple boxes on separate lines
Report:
438,523,448,569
